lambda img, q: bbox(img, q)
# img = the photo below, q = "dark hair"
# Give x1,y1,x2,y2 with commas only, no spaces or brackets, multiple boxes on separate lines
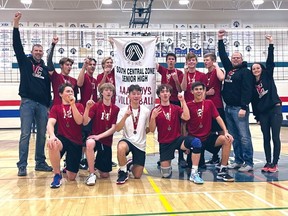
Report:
128,84,142,94
251,62,266,71
203,53,216,62
88,57,97,64
59,57,74,65
191,81,205,90
58,82,73,94
156,84,172,97
166,53,177,62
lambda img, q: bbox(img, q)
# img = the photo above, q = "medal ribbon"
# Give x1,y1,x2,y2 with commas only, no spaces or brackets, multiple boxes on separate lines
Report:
161,105,172,131
130,105,140,133
62,104,72,127
187,72,196,84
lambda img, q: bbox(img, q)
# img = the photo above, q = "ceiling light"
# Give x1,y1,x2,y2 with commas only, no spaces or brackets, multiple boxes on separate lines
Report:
102,0,112,4
20,0,32,4
179,0,189,5
253,0,264,5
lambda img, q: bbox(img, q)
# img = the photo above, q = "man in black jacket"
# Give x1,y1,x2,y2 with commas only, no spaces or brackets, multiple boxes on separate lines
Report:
218,30,254,172
13,12,52,176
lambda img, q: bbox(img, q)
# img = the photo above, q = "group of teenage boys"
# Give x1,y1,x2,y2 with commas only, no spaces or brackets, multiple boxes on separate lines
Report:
14,11,256,189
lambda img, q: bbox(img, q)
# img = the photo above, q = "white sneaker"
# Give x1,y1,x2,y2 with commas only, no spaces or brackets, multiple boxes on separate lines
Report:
238,164,253,172
227,162,243,169
86,173,96,186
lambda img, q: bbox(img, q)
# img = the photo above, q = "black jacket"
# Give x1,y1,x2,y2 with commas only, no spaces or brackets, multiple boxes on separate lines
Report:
13,27,51,107
251,44,281,121
218,39,253,110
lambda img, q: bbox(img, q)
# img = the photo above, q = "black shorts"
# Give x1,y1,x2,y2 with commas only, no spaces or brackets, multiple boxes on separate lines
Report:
119,139,146,167
82,121,92,144
211,108,226,132
94,141,112,173
58,135,82,173
159,136,186,162
202,134,219,154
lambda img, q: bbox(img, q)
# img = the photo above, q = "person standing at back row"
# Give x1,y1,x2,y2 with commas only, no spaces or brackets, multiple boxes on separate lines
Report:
13,12,52,176
218,29,254,172
251,35,283,173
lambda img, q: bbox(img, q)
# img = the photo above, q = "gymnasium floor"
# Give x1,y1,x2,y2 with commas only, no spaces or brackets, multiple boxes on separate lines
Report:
0,125,287,216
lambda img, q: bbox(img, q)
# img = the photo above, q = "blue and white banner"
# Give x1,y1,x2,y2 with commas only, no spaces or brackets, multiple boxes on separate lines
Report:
112,37,156,109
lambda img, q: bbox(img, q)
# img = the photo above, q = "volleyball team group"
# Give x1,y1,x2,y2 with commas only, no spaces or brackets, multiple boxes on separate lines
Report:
13,12,283,188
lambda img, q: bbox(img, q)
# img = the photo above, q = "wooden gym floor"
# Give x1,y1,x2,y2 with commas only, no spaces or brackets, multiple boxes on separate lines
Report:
0,125,288,216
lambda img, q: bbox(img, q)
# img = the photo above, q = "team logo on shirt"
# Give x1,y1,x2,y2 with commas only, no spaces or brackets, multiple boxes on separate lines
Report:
225,69,236,83
101,112,110,121
197,109,203,117
255,82,268,98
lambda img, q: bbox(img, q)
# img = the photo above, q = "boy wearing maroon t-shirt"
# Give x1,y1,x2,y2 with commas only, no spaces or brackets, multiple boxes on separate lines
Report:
203,53,226,165
47,37,78,106
47,83,84,188
186,82,234,182
83,83,120,186
181,52,208,103
150,84,204,184
77,57,98,170
96,57,116,104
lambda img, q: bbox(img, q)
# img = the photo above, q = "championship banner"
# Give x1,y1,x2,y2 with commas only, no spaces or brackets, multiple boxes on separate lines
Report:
112,37,156,110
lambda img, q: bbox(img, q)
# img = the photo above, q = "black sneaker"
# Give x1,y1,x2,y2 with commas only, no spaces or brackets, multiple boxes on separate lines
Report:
205,157,220,166
35,162,53,172
79,159,88,170
116,170,128,184
18,166,27,176
217,168,234,182
178,159,188,168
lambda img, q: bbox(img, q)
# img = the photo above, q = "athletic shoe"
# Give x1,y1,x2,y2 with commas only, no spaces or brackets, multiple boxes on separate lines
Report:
261,163,271,172
238,164,253,172
86,173,97,186
112,161,118,167
189,172,204,184
179,159,188,168
227,162,243,169
126,159,133,172
50,174,62,189
268,164,279,173
18,166,27,176
217,168,235,182
205,157,220,166
79,159,88,170
35,162,53,172
116,170,128,185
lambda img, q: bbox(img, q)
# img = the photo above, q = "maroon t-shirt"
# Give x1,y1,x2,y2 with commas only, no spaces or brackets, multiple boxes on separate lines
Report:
96,69,116,104
151,104,183,143
184,71,208,102
186,99,219,141
50,72,78,106
89,102,120,146
79,73,98,108
205,68,224,108
157,65,183,103
49,103,84,145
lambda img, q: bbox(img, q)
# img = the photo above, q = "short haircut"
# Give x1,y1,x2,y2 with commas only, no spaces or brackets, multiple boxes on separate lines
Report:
166,53,177,62
88,57,97,64
156,84,172,97
101,56,113,69
203,53,216,62
31,44,43,51
128,84,142,94
59,57,74,65
191,81,205,90
99,83,115,99
58,82,73,94
185,52,198,62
